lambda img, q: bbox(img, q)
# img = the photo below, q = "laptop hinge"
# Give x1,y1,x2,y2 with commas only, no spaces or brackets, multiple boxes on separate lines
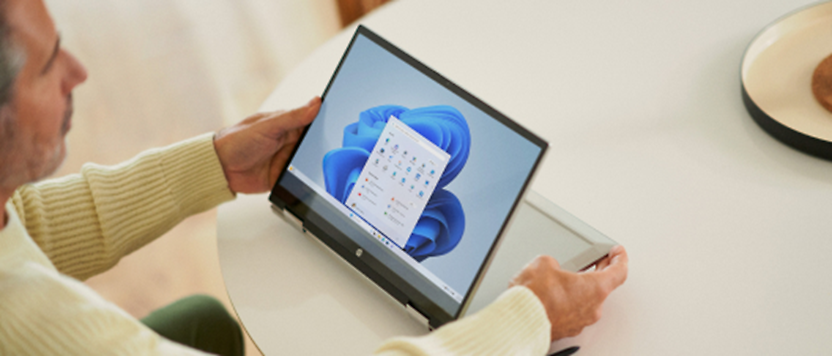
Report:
405,303,431,330
271,204,306,233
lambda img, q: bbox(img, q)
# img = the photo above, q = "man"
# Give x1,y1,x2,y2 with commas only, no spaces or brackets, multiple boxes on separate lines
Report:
0,0,629,354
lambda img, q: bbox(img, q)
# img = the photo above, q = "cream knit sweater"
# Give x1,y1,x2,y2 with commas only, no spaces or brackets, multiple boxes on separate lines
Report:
0,133,551,355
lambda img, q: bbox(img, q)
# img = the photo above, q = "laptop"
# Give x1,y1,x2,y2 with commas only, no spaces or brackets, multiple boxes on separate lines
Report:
269,25,614,329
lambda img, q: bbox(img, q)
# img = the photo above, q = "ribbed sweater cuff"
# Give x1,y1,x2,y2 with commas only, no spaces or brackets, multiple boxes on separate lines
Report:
158,133,236,216
375,286,551,356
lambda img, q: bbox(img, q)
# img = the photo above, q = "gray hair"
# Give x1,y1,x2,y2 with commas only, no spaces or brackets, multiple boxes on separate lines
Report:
0,1,24,106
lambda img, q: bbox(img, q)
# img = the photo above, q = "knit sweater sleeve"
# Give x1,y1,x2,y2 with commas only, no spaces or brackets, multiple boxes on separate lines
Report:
374,286,552,356
10,133,235,280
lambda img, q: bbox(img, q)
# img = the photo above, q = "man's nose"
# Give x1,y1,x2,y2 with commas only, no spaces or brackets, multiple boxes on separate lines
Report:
62,50,87,94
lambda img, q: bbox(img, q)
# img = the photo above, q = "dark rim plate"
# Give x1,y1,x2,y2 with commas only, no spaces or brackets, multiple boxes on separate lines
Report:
741,1,832,161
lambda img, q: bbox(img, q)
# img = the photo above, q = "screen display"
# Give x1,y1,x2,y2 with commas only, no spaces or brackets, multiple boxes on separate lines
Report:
274,28,546,317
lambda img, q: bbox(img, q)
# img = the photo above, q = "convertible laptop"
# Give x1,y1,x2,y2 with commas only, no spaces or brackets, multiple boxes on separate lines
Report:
269,25,615,329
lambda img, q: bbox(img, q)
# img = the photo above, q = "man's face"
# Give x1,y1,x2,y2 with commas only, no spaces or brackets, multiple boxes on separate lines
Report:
0,0,87,188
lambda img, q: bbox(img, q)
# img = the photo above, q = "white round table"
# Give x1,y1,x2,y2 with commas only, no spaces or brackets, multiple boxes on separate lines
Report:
218,0,832,354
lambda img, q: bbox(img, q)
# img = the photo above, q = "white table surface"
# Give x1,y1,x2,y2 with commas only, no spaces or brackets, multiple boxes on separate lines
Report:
218,0,832,354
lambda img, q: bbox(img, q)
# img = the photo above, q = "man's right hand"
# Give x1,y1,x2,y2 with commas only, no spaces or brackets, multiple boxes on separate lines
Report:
509,245,628,342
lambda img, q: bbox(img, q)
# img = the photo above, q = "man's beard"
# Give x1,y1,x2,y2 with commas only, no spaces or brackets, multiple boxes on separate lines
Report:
60,93,73,136
0,94,74,189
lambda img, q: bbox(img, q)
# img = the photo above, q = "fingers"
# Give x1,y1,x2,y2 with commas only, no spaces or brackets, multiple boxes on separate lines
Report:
595,245,625,271
262,96,321,135
606,245,628,270
593,246,628,294
595,255,612,271
269,142,296,184
268,126,306,182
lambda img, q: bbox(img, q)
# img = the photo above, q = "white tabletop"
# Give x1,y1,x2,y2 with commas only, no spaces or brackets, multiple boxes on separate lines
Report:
218,0,832,354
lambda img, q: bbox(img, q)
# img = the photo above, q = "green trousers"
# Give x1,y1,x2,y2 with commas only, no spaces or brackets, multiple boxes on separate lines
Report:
141,295,244,356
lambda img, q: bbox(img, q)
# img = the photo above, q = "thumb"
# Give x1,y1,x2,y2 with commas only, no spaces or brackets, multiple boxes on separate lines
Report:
264,96,321,135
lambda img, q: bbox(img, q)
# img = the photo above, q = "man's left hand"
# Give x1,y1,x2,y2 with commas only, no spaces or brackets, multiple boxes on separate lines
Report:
214,97,321,194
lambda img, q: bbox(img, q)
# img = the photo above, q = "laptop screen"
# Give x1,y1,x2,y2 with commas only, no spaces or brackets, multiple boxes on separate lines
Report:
270,26,547,324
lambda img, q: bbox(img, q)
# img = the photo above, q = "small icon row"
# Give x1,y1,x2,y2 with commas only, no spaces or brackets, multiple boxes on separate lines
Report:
378,146,420,163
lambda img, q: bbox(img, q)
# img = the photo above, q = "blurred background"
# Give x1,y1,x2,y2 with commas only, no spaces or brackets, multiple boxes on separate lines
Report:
44,0,388,354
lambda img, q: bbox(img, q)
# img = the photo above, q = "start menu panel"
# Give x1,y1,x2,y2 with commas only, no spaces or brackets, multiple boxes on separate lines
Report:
345,116,450,247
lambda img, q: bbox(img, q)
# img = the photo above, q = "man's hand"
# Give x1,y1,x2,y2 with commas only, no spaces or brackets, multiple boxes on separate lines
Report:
214,97,321,194
509,245,628,342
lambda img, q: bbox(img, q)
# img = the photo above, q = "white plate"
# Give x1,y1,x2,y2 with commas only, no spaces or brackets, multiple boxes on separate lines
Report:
741,1,832,160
